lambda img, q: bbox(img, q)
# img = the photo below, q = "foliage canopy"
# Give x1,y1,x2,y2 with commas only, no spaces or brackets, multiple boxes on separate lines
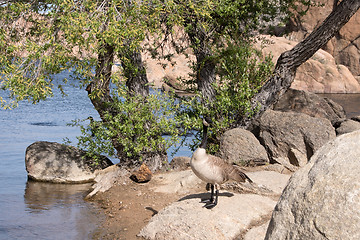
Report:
0,0,315,164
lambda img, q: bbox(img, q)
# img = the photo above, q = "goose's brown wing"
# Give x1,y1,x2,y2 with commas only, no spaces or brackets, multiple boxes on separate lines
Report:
226,165,253,183
208,155,253,183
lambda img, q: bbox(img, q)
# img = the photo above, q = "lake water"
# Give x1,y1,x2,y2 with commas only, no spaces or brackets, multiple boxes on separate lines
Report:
318,93,360,119
0,71,359,240
0,72,194,240
0,73,104,239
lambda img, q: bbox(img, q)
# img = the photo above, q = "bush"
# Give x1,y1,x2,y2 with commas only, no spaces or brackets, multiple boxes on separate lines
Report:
178,41,273,154
70,86,183,163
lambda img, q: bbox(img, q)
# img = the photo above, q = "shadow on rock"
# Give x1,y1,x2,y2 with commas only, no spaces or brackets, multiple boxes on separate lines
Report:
177,192,234,202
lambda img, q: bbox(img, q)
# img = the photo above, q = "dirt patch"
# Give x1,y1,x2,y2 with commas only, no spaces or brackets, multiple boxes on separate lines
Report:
89,173,200,240
88,166,289,239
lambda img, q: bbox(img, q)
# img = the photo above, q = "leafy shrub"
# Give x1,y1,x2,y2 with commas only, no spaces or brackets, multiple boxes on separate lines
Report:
178,41,273,154
70,86,183,163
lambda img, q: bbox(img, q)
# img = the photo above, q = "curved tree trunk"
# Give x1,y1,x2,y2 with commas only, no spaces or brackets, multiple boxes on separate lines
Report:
122,48,149,97
86,43,168,171
187,22,216,103
121,47,168,171
239,0,360,129
86,43,127,156
86,43,115,118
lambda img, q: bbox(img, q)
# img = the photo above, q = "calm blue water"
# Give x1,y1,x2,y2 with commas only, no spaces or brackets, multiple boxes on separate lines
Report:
0,72,104,239
0,72,194,240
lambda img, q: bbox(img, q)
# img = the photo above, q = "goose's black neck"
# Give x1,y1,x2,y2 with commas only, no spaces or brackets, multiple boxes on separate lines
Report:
199,123,208,149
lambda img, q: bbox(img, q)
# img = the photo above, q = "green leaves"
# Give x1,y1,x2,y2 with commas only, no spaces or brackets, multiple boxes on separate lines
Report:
178,41,274,154
0,0,311,163
72,87,182,161
0,0,168,108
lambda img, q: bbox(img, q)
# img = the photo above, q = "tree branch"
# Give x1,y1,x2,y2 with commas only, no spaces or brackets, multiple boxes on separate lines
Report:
239,0,360,129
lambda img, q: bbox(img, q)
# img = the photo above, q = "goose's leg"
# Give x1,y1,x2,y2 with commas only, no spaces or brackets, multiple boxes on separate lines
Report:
205,185,219,209
201,183,213,203
213,189,219,205
210,184,215,203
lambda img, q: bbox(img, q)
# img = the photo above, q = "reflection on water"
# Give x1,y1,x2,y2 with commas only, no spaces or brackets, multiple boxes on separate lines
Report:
0,181,104,240
29,122,59,127
0,72,105,240
24,181,92,212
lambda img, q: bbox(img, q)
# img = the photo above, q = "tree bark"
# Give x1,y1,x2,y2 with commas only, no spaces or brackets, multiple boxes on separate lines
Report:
187,22,216,103
86,42,115,119
122,48,149,97
121,47,168,171
238,0,360,129
86,43,167,171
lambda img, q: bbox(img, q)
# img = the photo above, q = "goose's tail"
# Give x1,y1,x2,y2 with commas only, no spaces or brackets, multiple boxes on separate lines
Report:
229,166,253,183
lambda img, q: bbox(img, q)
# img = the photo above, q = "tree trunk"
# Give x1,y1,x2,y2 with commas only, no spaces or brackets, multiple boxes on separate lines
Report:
86,43,167,171
121,47,168,171
187,22,216,103
86,43,115,118
196,50,217,103
238,0,360,129
122,48,149,97
86,43,127,156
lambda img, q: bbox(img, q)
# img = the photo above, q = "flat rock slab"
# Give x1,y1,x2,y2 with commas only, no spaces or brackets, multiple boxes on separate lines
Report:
246,171,291,195
151,169,291,196
151,169,203,195
244,222,269,240
139,193,277,240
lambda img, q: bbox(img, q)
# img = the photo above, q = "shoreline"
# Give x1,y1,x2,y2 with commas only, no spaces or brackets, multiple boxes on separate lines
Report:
89,172,189,240
88,165,289,239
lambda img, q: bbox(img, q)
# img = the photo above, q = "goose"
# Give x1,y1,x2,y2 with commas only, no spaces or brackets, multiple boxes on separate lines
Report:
190,117,253,208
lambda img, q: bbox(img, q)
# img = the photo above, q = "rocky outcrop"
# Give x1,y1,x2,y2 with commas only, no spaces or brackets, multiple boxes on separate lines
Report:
139,169,290,240
219,128,269,166
142,28,194,89
335,119,360,135
265,130,360,240
287,0,360,77
254,110,336,168
274,88,346,125
143,30,359,94
141,1,360,94
146,34,360,93
259,35,360,93
139,194,276,240
86,164,130,198
25,141,113,183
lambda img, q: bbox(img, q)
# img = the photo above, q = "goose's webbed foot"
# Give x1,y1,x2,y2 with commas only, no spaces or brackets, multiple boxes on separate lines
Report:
202,184,218,209
204,190,218,209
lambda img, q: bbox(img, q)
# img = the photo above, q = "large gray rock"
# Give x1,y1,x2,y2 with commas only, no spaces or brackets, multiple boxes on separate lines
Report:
139,169,290,240
335,119,360,135
139,194,277,240
254,110,336,167
274,88,346,125
25,141,113,183
220,128,269,166
265,130,360,240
